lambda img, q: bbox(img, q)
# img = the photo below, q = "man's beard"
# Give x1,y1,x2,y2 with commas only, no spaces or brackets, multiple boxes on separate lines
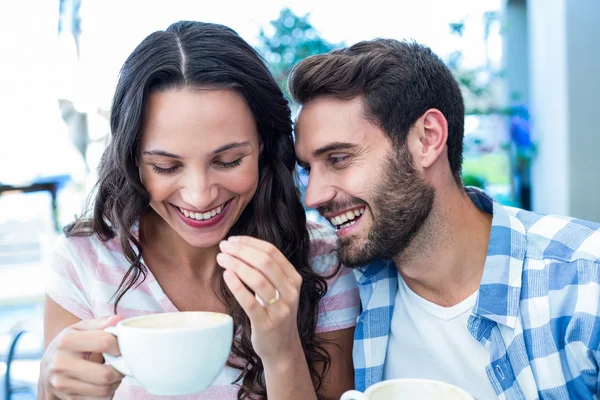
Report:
319,144,435,268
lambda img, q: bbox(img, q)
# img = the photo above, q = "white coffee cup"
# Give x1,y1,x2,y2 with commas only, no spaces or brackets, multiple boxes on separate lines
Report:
341,378,475,400
102,311,233,396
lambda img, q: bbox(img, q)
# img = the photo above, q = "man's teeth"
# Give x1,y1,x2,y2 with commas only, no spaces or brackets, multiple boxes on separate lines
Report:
330,208,365,227
339,220,357,229
179,204,224,220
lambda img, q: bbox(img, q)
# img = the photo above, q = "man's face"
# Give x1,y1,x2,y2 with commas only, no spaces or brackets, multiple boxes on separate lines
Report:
295,97,435,267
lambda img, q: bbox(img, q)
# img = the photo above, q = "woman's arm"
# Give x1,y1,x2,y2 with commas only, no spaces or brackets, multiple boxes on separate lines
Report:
315,328,355,399
262,332,317,400
262,327,355,400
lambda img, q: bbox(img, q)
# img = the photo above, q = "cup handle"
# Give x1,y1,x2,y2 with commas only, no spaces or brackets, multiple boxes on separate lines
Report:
102,326,132,376
340,390,369,400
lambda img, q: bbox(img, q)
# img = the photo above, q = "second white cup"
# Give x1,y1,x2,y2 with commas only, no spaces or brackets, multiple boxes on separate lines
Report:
341,378,475,400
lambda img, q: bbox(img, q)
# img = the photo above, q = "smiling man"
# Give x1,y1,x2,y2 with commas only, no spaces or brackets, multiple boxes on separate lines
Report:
291,39,600,400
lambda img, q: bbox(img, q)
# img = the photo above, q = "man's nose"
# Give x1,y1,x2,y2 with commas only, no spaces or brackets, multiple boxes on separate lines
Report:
304,171,336,210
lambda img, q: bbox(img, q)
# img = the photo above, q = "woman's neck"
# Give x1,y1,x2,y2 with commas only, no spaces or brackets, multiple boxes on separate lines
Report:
139,211,220,281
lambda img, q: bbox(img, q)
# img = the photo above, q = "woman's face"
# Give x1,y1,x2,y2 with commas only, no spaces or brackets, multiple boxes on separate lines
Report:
138,88,261,248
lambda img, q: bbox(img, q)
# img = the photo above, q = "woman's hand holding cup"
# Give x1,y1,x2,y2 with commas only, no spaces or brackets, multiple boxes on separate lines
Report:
41,316,124,399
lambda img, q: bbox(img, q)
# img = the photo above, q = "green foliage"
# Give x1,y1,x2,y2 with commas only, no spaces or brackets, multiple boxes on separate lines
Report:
447,13,504,116
257,8,343,100
462,174,486,189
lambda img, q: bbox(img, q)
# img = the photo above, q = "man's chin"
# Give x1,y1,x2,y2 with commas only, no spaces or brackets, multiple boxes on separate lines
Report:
339,240,374,269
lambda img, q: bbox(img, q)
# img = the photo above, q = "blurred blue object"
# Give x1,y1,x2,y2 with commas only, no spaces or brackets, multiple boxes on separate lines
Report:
509,104,534,149
0,176,72,232
1,318,42,400
0,111,86,230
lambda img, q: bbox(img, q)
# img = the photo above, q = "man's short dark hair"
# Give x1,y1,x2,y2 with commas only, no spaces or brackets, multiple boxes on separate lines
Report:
289,39,465,182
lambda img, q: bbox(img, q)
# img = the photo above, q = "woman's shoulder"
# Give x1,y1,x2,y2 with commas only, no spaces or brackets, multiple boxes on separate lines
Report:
306,221,339,276
307,221,337,255
52,232,99,262
307,222,361,332
51,228,131,269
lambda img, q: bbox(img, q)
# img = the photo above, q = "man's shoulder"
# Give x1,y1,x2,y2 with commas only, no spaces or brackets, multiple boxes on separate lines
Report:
505,206,600,263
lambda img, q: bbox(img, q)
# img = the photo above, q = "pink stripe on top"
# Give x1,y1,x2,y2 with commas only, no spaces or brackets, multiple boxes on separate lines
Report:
45,222,359,399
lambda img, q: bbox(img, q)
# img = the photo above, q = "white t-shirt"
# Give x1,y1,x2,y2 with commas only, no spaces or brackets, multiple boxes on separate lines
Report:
45,222,361,399
383,273,497,400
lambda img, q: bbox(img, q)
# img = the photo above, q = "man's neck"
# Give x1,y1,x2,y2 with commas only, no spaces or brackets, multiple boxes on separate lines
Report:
392,186,492,307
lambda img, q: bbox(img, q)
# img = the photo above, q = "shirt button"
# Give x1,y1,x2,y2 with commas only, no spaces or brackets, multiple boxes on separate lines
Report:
495,365,505,380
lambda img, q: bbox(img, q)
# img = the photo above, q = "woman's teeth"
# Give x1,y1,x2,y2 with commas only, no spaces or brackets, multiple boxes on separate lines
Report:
179,204,224,221
330,207,365,229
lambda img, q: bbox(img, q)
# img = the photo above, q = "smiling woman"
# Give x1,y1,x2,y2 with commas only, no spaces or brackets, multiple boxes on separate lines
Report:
38,21,359,400
138,89,261,248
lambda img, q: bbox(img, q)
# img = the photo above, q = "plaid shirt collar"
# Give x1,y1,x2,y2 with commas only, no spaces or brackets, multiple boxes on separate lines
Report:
351,187,527,391
352,187,600,397
353,186,526,326
470,187,526,329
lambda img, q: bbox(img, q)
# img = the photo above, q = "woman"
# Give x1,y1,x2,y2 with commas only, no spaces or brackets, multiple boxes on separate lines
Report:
39,21,358,400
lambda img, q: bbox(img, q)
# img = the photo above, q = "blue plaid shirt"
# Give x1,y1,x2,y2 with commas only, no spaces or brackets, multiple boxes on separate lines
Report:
353,187,600,399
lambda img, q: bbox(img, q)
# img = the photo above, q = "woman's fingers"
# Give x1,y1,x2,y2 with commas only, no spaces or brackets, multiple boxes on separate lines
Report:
44,317,125,399
52,354,124,385
70,315,122,332
224,236,299,281
217,252,281,306
219,240,290,290
57,330,121,356
222,269,268,321
50,374,122,399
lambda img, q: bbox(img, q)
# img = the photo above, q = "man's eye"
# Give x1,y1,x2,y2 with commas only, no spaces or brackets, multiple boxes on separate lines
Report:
329,155,349,165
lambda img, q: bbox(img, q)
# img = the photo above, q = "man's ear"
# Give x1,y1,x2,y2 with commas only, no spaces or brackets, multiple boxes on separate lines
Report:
411,108,448,169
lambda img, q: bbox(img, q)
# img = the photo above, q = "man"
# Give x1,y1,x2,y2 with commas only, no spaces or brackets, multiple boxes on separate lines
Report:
290,39,600,399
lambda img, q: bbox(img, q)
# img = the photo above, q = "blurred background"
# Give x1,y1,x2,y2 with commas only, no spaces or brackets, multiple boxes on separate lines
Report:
0,0,598,397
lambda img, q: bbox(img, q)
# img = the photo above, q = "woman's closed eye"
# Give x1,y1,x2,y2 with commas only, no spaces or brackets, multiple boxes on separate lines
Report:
152,164,181,174
215,157,244,169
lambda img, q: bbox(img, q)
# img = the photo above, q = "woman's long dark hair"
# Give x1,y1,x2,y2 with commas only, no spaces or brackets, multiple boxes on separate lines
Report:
65,21,330,399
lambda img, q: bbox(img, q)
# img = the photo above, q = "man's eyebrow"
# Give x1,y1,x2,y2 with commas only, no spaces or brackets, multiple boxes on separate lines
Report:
313,142,358,157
